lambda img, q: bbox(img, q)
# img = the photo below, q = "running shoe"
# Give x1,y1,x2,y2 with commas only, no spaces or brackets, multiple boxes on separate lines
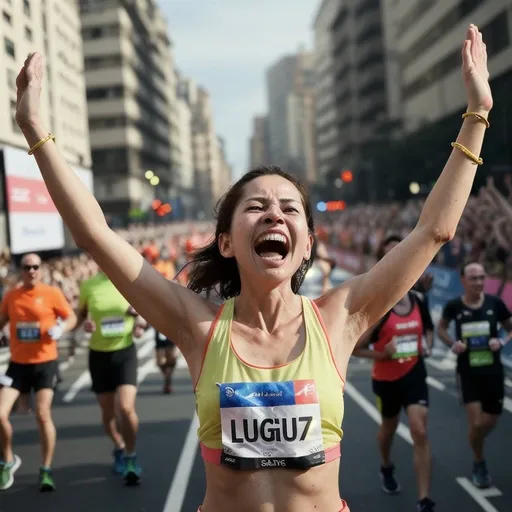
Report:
39,467,56,492
417,497,436,511
472,460,491,489
0,455,22,490
113,448,126,475
123,455,141,486
380,463,401,494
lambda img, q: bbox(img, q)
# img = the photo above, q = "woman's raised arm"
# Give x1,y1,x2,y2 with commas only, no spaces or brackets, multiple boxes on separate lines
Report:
15,53,215,356
322,25,493,336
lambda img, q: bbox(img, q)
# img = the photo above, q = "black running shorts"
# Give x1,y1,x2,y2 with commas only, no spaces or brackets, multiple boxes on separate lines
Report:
372,359,429,418
457,370,504,415
3,360,59,393
88,344,137,394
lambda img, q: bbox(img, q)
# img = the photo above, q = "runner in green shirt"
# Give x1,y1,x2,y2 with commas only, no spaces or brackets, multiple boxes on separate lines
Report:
77,272,145,485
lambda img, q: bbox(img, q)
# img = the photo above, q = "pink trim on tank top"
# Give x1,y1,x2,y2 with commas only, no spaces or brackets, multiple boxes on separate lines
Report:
198,499,350,511
200,442,341,465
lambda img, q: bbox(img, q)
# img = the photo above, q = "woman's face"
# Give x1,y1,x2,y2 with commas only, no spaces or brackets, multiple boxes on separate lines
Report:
220,174,312,288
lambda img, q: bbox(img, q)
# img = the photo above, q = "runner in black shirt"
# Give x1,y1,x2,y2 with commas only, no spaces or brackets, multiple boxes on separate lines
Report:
438,262,512,488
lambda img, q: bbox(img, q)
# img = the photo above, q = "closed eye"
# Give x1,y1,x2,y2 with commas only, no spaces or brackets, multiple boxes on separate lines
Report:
247,205,263,211
284,207,299,213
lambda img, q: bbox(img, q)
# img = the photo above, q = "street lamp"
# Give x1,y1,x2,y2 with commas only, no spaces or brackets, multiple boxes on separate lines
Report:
409,182,420,195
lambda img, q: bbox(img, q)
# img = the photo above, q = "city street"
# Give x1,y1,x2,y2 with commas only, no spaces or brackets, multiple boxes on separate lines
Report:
1,267,512,512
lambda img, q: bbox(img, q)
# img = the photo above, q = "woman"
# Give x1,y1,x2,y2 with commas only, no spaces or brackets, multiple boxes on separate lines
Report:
14,25,491,511
353,235,435,512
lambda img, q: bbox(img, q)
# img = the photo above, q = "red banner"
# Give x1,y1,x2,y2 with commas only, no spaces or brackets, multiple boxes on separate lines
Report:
5,176,58,213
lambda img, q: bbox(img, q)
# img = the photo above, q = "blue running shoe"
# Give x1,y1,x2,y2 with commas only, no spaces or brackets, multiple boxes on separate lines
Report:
123,455,141,486
112,448,126,475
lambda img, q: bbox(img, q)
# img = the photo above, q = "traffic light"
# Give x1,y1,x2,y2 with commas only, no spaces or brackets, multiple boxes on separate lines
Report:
153,202,172,216
326,201,346,211
341,170,353,183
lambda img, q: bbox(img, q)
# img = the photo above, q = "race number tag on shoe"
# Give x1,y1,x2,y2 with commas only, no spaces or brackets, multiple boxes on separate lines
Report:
462,321,493,367
392,334,419,360
218,380,325,470
16,322,41,342
100,317,126,337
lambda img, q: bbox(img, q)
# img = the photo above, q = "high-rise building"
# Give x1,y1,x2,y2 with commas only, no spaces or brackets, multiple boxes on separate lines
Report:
287,50,317,185
330,0,394,169
0,0,93,253
249,115,269,168
313,0,342,181
266,50,317,184
386,0,512,133
79,0,177,223
179,76,223,218
217,135,233,195
266,55,298,167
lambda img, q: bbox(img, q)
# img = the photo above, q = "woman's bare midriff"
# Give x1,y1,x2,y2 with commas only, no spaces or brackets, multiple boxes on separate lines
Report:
200,458,344,512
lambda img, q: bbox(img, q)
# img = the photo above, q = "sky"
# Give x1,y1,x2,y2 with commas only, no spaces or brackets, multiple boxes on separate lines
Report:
160,0,320,179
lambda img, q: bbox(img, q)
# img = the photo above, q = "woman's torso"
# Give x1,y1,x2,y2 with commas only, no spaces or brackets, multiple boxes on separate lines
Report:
194,296,346,512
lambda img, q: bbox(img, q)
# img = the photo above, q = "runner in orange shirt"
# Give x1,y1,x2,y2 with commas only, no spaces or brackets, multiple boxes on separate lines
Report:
0,253,77,491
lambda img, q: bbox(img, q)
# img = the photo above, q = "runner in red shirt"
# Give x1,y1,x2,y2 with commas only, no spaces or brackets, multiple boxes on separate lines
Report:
353,236,435,512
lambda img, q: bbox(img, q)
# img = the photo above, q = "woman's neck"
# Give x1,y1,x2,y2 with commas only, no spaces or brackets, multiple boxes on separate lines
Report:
235,285,302,334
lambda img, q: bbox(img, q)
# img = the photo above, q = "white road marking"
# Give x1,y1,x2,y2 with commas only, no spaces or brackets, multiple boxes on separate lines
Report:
62,371,91,403
456,477,503,512
426,376,446,391
344,382,413,445
503,397,512,414
137,359,158,386
162,413,200,512
505,378,512,389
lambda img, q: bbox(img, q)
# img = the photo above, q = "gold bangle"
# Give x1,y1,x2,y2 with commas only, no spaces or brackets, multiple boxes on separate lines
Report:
462,112,490,129
451,142,483,165
28,133,56,155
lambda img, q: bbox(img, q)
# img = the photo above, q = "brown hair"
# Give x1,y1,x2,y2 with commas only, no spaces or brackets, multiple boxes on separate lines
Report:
187,166,316,299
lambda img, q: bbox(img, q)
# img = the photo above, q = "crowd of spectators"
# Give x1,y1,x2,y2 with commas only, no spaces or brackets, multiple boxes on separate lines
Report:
315,176,512,280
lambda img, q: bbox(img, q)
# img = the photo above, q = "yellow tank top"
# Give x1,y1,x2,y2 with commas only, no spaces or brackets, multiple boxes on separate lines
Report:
195,295,345,470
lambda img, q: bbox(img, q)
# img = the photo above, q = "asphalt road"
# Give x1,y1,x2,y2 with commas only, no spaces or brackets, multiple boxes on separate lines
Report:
1,267,512,511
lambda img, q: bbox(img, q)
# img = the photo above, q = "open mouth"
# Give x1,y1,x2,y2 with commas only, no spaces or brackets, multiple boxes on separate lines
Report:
254,233,289,261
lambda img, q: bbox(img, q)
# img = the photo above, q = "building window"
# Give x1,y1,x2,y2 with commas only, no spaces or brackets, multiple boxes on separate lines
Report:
403,10,509,101
23,0,30,17
4,37,14,58
24,26,32,41
2,10,11,24
10,98,20,133
6,68,15,90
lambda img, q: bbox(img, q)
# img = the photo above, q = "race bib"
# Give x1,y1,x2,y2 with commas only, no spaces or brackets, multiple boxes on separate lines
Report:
219,380,325,470
461,321,493,367
100,316,126,337
16,322,41,343
392,334,419,360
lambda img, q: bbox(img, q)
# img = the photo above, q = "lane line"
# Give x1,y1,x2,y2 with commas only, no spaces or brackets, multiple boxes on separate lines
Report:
137,359,158,386
162,413,199,512
505,378,512,389
344,382,413,445
503,397,512,414
62,371,91,403
456,477,502,512
426,376,446,391
62,339,155,403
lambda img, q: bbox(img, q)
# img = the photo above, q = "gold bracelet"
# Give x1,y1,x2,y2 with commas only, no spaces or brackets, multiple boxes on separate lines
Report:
451,142,483,165
462,112,490,129
28,133,56,155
